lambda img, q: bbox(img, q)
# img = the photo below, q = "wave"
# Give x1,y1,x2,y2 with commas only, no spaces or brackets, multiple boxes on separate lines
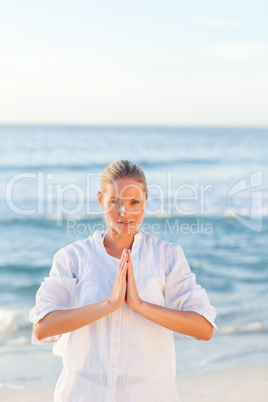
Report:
1,213,268,225
2,283,41,295
0,162,107,172
196,343,268,368
0,215,103,229
0,383,29,390
0,263,49,273
0,308,32,336
218,321,268,335
0,157,224,172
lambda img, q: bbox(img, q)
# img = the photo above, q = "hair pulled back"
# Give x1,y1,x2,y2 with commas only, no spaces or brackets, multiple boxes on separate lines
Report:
100,160,147,196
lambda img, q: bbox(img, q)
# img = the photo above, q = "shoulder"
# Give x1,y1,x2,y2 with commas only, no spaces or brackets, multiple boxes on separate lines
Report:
54,233,98,260
141,230,183,254
49,234,101,278
140,231,188,276
140,231,186,267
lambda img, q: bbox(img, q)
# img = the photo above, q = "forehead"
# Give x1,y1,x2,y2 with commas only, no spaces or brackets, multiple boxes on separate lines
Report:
105,178,144,199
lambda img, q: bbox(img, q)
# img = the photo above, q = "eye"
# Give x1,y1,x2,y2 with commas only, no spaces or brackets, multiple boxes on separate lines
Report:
111,200,118,204
131,200,140,205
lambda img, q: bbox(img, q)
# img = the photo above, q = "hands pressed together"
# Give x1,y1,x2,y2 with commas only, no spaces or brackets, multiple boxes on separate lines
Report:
108,249,142,313
107,249,214,341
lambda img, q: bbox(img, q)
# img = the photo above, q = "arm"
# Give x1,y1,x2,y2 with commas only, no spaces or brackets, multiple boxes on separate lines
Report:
125,249,214,341
33,299,117,340
33,249,128,341
133,300,213,341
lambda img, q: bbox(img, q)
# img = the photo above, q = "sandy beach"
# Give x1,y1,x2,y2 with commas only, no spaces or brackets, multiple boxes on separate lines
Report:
0,366,267,402
177,367,268,402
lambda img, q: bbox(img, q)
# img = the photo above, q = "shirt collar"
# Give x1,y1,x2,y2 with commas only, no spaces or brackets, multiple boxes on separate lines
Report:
92,229,144,256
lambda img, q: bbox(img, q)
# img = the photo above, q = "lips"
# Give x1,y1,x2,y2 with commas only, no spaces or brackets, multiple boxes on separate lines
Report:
118,221,134,224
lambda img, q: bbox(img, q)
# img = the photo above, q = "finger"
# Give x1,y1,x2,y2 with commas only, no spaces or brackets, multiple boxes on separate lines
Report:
123,250,129,265
128,250,132,261
128,261,134,279
118,250,127,270
127,255,133,270
124,249,129,263
125,251,131,265
119,249,126,262
121,260,127,272
120,261,127,276
120,261,126,276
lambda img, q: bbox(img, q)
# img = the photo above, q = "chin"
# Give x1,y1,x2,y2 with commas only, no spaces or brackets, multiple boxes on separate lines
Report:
115,223,139,236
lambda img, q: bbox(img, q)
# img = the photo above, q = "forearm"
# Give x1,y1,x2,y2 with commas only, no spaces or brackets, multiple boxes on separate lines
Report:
33,299,116,340
135,301,213,341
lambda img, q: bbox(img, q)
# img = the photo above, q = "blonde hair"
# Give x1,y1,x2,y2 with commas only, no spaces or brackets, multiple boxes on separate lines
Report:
100,160,148,197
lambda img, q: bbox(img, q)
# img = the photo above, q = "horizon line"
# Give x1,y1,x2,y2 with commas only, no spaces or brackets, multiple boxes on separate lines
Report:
0,123,268,129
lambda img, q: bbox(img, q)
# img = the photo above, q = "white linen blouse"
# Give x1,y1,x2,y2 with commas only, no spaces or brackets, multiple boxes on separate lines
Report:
30,229,216,402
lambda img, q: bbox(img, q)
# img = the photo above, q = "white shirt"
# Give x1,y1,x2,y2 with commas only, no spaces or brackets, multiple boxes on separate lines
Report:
30,230,216,402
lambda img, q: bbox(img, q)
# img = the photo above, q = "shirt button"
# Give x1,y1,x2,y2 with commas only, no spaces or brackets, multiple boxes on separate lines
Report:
113,321,119,326
112,342,117,346
111,364,116,368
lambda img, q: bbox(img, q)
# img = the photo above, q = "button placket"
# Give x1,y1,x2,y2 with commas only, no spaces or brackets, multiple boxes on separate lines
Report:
110,318,119,369
105,311,121,401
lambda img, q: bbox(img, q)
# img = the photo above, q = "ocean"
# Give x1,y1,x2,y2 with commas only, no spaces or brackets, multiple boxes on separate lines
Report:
0,125,267,389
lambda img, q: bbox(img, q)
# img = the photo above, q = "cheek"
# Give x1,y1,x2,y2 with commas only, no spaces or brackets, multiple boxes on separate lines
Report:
105,204,118,217
133,204,146,215
133,208,145,221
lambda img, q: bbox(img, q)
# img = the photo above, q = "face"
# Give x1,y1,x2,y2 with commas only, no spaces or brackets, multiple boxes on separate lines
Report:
97,178,148,237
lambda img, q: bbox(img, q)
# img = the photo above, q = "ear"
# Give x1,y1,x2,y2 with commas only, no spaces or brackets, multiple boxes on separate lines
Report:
146,190,149,200
97,191,104,209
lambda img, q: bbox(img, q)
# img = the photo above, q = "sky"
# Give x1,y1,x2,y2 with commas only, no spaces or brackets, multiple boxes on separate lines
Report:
0,0,267,126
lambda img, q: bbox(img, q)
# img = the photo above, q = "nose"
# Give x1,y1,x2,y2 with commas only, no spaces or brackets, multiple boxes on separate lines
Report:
119,203,128,216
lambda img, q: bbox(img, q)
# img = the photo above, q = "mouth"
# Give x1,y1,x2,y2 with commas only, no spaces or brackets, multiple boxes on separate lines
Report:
118,221,135,226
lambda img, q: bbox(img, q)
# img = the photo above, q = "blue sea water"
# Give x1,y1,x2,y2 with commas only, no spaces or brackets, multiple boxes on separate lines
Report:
0,125,268,389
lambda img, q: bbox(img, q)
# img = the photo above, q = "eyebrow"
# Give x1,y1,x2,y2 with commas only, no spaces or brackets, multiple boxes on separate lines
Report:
109,196,141,200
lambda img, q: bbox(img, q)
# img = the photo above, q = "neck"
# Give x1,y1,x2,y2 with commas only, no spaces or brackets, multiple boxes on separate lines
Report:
104,228,138,252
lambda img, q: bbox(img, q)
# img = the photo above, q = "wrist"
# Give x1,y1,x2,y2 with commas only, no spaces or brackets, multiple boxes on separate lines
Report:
105,298,120,313
132,298,144,314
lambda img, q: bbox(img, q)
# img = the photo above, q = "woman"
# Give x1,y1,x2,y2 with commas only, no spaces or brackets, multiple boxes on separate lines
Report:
30,160,216,402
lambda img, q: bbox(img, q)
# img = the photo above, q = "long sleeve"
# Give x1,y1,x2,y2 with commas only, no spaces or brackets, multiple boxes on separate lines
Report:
164,244,217,330
29,247,77,344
